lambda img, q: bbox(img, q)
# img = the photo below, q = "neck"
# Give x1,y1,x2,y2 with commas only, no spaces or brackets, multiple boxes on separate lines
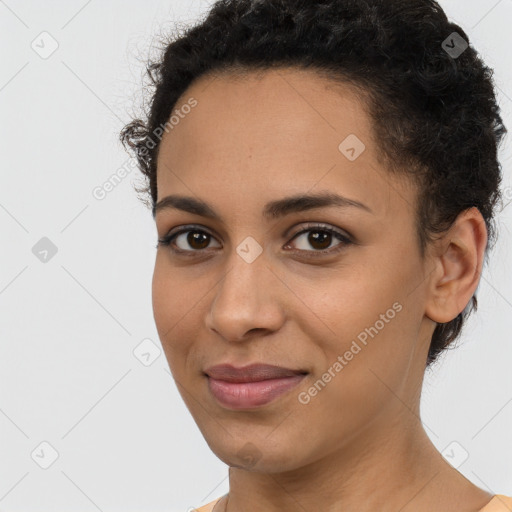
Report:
222,409,492,512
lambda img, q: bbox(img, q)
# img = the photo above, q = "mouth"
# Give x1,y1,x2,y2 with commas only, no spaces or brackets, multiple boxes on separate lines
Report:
204,363,308,410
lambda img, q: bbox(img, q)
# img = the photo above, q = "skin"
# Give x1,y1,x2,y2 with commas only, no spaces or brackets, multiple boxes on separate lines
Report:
152,67,492,512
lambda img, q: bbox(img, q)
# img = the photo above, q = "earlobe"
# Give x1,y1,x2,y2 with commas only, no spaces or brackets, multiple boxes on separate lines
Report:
424,207,488,324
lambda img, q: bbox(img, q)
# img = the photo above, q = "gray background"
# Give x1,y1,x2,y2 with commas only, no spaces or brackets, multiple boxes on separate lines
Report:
0,1,511,511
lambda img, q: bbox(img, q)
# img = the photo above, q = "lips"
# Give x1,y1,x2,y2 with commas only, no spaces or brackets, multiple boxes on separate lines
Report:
204,363,308,409
204,363,308,382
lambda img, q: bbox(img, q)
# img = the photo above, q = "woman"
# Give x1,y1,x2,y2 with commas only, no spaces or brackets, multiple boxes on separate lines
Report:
120,0,511,510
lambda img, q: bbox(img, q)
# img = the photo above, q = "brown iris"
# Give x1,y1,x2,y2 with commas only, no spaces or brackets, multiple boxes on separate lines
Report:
306,230,332,250
187,231,210,250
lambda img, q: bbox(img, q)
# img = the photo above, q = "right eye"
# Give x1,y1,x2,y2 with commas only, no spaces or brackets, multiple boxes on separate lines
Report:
157,226,221,254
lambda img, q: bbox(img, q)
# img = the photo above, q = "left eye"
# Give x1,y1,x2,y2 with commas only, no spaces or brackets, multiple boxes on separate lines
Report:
285,225,352,253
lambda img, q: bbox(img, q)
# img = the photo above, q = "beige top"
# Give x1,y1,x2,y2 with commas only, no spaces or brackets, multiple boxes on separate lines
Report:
194,494,512,512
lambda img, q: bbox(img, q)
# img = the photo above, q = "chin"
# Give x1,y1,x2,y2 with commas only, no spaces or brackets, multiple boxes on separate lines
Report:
207,434,305,473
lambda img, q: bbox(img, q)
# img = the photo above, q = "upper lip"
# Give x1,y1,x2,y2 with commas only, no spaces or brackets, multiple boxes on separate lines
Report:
204,363,308,383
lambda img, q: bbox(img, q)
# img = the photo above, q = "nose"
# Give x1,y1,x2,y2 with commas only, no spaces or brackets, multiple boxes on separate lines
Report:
205,250,286,343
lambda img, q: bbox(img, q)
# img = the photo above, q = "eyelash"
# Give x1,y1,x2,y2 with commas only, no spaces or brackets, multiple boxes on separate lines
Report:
156,223,353,257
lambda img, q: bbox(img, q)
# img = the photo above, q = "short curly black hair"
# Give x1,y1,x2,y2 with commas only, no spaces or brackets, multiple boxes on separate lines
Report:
120,0,507,366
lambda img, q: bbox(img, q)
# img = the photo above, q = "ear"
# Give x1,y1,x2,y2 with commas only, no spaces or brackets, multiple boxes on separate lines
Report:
424,207,488,324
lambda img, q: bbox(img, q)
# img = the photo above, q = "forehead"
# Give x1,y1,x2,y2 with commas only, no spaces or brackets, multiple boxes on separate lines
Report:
155,67,416,220
160,67,373,160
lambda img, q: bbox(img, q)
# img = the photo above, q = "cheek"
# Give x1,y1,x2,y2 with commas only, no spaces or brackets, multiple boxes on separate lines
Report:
151,260,198,368
300,257,421,387
297,263,405,344
152,261,175,337
290,289,416,455
152,257,206,332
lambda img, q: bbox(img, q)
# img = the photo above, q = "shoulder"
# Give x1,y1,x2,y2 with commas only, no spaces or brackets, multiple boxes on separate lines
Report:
479,495,512,512
190,494,512,512
193,496,222,512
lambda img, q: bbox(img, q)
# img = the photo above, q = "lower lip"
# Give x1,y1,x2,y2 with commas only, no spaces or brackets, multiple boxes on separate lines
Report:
207,374,306,409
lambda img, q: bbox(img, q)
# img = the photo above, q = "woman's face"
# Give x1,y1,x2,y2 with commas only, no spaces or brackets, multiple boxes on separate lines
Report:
152,67,437,472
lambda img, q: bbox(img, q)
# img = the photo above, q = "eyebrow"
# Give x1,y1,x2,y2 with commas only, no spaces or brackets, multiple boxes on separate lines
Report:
152,191,373,221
